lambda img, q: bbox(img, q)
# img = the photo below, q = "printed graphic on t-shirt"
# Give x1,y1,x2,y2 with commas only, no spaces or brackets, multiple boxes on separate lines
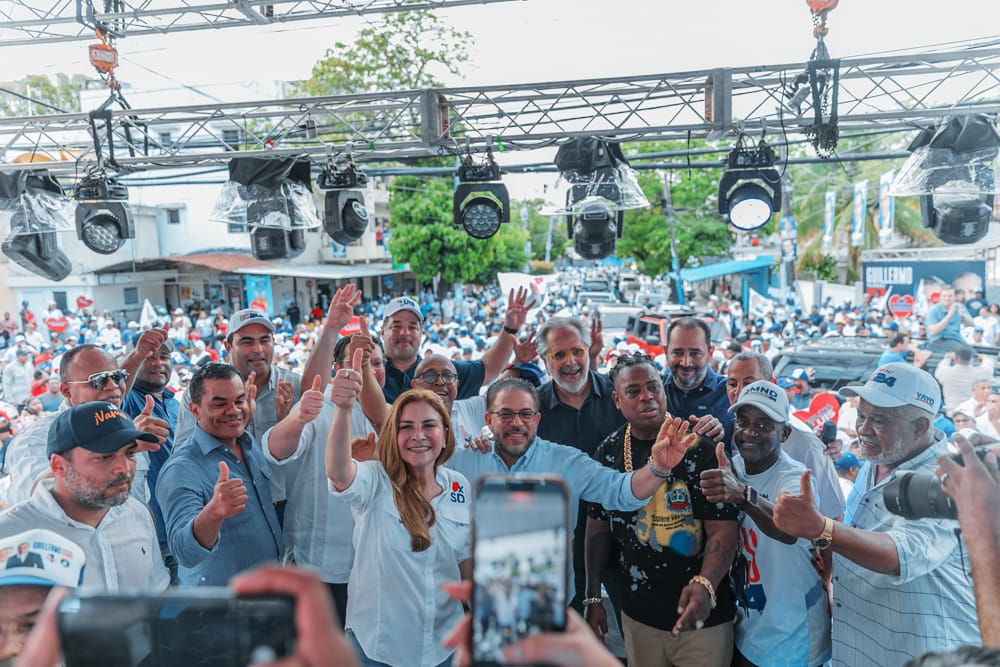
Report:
633,481,702,557
732,524,767,614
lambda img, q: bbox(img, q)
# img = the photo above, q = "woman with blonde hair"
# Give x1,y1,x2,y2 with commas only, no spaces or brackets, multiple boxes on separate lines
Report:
326,355,471,667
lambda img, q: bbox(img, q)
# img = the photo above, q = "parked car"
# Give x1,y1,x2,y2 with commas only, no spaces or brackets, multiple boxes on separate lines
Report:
771,337,1000,392
623,306,727,358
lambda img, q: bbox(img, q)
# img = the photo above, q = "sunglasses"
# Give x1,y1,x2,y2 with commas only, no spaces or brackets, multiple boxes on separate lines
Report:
65,369,129,390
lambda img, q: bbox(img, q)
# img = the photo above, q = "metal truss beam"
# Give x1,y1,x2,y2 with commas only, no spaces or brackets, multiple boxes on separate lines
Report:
0,0,519,47
1,46,999,176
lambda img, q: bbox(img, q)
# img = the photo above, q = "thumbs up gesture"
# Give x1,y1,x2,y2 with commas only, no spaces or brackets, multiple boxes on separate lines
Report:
295,375,324,425
772,470,824,539
207,461,248,521
700,443,746,505
330,348,364,409
132,394,168,451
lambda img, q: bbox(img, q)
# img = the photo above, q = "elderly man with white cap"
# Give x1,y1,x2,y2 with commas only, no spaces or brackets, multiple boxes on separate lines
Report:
773,362,980,665
701,380,831,667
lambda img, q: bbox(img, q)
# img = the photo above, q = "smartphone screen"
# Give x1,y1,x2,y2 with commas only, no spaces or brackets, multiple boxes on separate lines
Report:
471,474,570,665
57,590,295,667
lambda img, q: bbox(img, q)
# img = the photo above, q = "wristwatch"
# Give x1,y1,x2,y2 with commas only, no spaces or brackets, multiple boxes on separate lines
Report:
739,485,758,510
811,517,834,550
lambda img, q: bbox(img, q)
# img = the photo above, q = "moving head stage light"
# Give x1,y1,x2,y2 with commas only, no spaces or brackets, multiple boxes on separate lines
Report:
0,170,73,281
74,170,134,255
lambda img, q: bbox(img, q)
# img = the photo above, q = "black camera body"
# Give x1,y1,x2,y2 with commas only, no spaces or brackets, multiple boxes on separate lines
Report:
883,444,997,520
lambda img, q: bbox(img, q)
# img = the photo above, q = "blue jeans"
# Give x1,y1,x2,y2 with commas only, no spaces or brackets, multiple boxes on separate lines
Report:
345,629,453,667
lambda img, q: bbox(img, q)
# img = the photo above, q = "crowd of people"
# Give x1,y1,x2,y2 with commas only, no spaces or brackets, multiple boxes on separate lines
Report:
0,272,997,667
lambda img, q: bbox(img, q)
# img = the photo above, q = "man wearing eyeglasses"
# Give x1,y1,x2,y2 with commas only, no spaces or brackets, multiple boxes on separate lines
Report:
2,344,167,506
376,289,528,404
448,377,698,606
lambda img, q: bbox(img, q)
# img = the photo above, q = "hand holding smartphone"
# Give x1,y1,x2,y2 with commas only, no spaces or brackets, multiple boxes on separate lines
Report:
471,474,570,666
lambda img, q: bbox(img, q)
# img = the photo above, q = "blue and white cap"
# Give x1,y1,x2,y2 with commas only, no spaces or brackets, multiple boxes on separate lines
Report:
729,380,790,423
839,362,940,413
0,529,85,589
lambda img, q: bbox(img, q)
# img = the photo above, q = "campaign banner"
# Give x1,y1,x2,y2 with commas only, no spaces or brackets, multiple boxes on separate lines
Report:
851,180,867,247
244,274,275,316
878,170,895,244
822,190,836,251
861,260,985,317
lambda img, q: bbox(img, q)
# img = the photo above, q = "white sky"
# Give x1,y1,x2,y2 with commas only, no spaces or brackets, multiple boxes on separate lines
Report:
4,0,999,201
7,0,998,91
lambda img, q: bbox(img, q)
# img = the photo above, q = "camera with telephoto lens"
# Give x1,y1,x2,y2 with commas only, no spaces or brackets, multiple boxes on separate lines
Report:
883,443,998,520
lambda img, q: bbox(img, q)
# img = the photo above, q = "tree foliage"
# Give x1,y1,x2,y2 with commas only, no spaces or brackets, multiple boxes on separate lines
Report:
292,10,471,96
616,142,732,277
387,175,527,284
0,73,90,117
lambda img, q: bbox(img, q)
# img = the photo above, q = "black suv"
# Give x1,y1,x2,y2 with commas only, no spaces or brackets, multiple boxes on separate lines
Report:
771,337,1000,392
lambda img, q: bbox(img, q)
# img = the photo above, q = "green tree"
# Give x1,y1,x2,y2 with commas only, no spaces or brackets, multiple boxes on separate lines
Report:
615,143,732,277
387,175,527,284
516,198,569,263
0,73,90,117
293,10,471,97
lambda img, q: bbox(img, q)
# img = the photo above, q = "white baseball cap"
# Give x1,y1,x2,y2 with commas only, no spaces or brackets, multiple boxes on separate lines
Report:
0,529,85,589
384,297,423,322
228,309,276,338
839,362,941,413
729,380,790,423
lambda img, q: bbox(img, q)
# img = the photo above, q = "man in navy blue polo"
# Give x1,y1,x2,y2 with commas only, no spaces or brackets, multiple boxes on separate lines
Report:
662,317,733,446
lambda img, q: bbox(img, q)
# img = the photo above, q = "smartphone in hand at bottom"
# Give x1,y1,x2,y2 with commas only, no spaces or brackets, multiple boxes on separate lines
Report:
471,474,570,666
57,590,295,667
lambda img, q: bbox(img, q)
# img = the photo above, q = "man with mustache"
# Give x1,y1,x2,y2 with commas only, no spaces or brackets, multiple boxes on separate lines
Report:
0,402,168,593
662,318,733,447
3,341,169,506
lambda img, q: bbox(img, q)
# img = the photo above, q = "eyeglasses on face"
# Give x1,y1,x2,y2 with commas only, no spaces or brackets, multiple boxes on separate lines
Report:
489,409,538,423
416,370,458,385
545,346,586,363
64,369,129,390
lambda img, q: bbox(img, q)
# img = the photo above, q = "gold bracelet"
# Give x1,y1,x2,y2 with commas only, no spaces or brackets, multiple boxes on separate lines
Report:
689,575,717,609
581,597,603,607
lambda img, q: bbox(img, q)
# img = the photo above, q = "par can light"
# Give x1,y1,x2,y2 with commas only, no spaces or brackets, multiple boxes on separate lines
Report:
718,141,782,231
74,172,133,255
454,154,509,239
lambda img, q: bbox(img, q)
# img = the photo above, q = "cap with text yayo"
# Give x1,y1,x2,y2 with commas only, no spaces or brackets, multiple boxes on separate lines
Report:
383,297,423,322
729,380,790,423
0,529,85,589
47,401,158,457
228,309,276,339
839,362,941,413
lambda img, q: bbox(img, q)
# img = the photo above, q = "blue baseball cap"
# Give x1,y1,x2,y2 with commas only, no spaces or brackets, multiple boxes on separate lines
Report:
48,401,158,457
835,452,861,470
776,376,795,389
510,362,545,388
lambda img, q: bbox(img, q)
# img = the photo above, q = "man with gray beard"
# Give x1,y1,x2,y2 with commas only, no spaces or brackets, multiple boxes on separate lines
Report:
0,402,169,593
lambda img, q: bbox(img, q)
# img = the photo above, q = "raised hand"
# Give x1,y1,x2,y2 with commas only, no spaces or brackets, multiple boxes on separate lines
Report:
275,378,294,421
588,317,603,362
296,375,325,425
134,326,169,359
325,284,362,333
244,371,258,424
132,394,167,451
347,317,375,365
207,461,247,520
772,470,824,539
330,348,364,409
512,330,538,364
351,432,377,462
700,443,744,505
504,287,530,332
651,417,698,473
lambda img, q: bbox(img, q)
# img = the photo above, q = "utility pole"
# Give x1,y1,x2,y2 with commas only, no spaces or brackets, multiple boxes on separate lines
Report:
662,171,685,306
521,202,532,273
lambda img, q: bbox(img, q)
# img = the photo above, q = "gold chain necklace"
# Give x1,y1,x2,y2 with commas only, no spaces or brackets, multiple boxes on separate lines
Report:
623,424,633,472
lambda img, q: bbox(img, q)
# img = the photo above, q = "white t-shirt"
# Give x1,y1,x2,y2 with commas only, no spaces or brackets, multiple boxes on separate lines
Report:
262,397,374,583
732,451,832,667
332,461,471,667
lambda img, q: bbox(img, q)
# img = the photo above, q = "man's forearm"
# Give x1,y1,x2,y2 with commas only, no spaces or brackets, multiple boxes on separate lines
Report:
301,329,337,392
830,522,901,575
358,362,387,433
192,505,224,550
745,497,798,545
962,515,1000,645
585,518,613,598
479,330,515,384
264,414,307,461
699,521,738,590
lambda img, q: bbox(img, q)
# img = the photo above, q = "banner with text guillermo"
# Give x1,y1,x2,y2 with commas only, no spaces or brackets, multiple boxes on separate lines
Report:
862,260,985,317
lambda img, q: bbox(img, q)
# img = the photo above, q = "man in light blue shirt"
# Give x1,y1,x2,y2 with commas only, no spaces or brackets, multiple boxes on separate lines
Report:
156,363,282,587
773,362,980,665
448,377,696,599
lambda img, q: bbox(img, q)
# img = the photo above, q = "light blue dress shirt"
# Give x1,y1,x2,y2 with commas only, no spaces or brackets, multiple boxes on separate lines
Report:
156,425,283,587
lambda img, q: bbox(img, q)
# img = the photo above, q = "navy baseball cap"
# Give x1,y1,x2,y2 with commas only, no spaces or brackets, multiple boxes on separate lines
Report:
48,401,158,457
